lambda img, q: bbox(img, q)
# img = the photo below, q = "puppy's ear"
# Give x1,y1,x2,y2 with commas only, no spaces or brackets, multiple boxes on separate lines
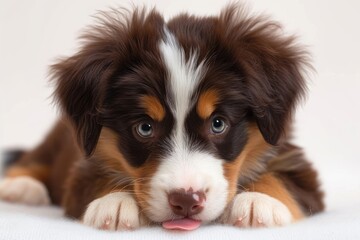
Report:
51,8,165,155
51,47,116,155
51,11,129,155
219,5,310,145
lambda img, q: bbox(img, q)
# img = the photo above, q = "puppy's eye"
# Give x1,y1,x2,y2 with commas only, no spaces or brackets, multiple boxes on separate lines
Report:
211,117,227,134
136,122,153,138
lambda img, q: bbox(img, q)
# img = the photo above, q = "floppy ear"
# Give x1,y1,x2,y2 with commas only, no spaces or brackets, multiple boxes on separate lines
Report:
219,5,309,145
51,8,165,155
53,54,112,155
50,11,129,155
51,47,116,155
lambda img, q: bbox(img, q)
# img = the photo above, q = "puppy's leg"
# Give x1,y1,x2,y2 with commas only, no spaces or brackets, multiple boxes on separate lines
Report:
62,158,145,231
0,147,53,206
222,173,303,227
0,120,81,206
0,175,50,205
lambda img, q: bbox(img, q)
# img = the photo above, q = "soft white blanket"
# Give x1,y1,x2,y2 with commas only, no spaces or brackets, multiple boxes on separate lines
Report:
0,201,359,240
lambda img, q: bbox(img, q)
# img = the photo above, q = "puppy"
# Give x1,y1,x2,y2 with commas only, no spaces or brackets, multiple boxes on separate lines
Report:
0,4,324,231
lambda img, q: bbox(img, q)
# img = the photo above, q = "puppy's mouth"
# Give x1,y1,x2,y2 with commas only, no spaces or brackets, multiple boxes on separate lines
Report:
162,218,202,231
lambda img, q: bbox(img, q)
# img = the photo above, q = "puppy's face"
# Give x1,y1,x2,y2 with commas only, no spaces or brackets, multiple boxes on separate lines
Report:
52,6,307,223
97,31,252,222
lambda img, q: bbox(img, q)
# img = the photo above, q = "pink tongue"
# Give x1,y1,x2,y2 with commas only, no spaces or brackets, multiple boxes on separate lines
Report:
162,218,202,231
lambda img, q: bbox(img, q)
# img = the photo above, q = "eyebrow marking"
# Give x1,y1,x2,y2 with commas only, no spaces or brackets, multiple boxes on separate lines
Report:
197,89,219,119
141,95,165,121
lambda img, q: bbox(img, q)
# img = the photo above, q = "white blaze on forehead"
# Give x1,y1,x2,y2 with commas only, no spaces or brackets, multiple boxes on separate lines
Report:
159,29,205,150
146,30,228,223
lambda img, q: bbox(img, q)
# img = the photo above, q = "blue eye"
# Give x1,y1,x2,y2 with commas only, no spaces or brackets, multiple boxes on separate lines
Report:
211,118,227,134
136,123,153,138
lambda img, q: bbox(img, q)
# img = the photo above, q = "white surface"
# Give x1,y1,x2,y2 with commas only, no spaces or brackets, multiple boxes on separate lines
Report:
0,201,359,240
1,0,360,239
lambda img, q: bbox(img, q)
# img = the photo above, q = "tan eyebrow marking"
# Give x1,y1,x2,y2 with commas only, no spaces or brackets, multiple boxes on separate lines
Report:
197,89,219,119
140,95,165,121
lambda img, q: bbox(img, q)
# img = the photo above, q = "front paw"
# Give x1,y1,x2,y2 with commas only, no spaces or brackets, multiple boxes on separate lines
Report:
0,176,50,205
222,192,292,227
82,192,143,231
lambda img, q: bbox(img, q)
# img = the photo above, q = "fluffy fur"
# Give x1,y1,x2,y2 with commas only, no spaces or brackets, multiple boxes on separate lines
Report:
0,4,324,230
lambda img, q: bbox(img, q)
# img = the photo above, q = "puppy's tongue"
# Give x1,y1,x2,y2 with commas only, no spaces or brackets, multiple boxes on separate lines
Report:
162,218,201,231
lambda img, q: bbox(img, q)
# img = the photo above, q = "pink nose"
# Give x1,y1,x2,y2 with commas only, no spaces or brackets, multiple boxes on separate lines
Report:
168,189,205,217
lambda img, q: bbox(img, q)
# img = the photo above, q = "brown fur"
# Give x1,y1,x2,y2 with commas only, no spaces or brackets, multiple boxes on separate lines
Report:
269,143,325,215
4,120,82,205
3,4,324,224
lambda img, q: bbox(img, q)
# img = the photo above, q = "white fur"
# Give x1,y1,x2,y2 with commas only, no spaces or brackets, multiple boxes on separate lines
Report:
223,192,293,227
148,151,228,222
0,176,50,205
146,30,228,223
83,192,142,231
159,28,206,149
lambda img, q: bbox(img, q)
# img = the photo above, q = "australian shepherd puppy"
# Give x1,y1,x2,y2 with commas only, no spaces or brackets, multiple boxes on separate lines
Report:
0,4,324,231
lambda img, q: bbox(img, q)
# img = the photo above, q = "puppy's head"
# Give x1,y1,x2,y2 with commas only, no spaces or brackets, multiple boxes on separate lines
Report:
52,5,309,224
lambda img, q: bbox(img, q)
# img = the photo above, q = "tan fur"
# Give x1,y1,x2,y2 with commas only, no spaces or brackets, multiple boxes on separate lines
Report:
94,128,140,178
133,160,160,216
6,165,49,183
140,95,165,121
246,173,304,220
197,90,219,119
94,127,159,213
223,125,305,220
223,124,271,202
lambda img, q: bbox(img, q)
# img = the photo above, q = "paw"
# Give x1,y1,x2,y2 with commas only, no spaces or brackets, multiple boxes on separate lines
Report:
223,192,292,227
0,176,50,205
83,192,142,231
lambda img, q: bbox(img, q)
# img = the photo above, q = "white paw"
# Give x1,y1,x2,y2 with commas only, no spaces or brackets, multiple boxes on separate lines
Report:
223,192,292,227
0,176,50,205
83,192,142,231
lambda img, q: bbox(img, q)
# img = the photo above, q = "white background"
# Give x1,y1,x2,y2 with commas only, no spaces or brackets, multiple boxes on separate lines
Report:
0,0,359,211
